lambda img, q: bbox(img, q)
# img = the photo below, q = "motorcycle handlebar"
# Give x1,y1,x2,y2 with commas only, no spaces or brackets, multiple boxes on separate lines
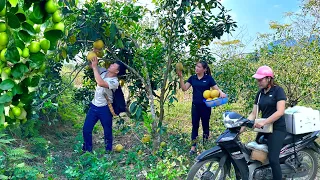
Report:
239,118,254,128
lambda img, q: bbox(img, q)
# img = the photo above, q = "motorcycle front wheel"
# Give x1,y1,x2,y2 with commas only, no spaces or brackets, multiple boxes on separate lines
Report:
187,158,228,180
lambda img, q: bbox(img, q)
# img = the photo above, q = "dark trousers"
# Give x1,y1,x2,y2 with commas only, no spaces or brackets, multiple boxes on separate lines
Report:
256,130,287,180
191,103,211,146
82,103,113,152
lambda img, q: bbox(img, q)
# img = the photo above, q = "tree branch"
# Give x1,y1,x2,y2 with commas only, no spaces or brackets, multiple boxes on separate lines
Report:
36,63,87,109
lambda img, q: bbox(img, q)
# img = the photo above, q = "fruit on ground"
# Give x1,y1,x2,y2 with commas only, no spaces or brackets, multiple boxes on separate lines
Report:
141,134,151,143
114,144,123,152
160,141,166,147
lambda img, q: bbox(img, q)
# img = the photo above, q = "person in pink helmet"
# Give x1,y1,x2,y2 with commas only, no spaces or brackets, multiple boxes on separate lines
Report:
242,65,287,180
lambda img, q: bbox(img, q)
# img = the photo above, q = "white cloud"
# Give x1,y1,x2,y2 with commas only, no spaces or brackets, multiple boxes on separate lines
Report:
273,4,281,8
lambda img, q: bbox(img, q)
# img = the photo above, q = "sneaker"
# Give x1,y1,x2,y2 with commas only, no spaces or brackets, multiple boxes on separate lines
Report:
189,150,196,156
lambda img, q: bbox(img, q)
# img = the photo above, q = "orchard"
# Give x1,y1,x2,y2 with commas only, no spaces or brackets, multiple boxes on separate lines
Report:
0,0,319,179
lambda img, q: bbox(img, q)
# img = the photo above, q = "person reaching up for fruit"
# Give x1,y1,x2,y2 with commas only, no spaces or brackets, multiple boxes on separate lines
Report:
82,47,126,154
176,61,226,156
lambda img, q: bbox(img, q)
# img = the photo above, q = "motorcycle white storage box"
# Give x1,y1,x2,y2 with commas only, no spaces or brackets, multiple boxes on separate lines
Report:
284,106,320,134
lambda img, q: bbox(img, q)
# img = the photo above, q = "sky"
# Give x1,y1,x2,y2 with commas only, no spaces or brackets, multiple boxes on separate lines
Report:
136,0,302,53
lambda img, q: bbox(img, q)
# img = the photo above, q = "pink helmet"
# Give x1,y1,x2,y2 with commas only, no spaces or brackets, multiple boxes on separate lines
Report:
252,65,274,79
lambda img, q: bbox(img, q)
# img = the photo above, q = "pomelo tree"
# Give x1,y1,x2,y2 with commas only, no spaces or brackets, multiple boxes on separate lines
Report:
0,0,64,130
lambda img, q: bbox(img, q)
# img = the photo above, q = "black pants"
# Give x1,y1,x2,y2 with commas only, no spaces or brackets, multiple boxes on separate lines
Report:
191,103,211,146
256,130,287,180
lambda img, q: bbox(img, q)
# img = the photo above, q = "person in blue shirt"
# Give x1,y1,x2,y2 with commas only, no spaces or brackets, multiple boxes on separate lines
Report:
177,61,226,155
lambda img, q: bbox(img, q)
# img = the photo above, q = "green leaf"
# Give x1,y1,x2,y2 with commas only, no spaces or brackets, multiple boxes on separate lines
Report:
9,5,18,14
28,76,40,87
129,101,137,114
116,39,124,49
135,106,142,119
16,12,26,22
0,0,5,12
44,29,64,42
7,12,21,29
0,103,4,124
29,52,45,69
110,23,117,42
0,94,13,103
8,0,18,7
18,30,32,42
5,46,20,63
12,84,23,95
23,1,32,11
0,79,15,90
15,39,25,49
44,29,64,49
33,3,44,19
29,12,43,24
22,22,36,35
20,92,35,104
12,63,29,79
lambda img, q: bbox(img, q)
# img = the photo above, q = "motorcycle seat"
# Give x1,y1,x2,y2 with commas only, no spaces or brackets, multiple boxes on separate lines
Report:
258,133,310,145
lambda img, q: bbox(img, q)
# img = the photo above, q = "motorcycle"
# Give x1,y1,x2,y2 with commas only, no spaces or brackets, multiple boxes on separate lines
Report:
187,111,320,180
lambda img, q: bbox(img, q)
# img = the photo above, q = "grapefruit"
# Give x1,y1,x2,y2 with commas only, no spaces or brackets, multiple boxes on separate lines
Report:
210,90,220,98
93,40,104,49
17,47,22,56
40,39,50,51
87,51,97,61
45,0,58,14
175,62,183,71
0,22,6,32
12,106,21,117
52,10,62,23
96,50,104,58
114,144,124,152
203,90,211,99
53,22,64,31
21,48,30,58
141,134,151,143
119,79,125,87
29,41,41,53
0,48,6,62
0,32,8,46
160,141,166,147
